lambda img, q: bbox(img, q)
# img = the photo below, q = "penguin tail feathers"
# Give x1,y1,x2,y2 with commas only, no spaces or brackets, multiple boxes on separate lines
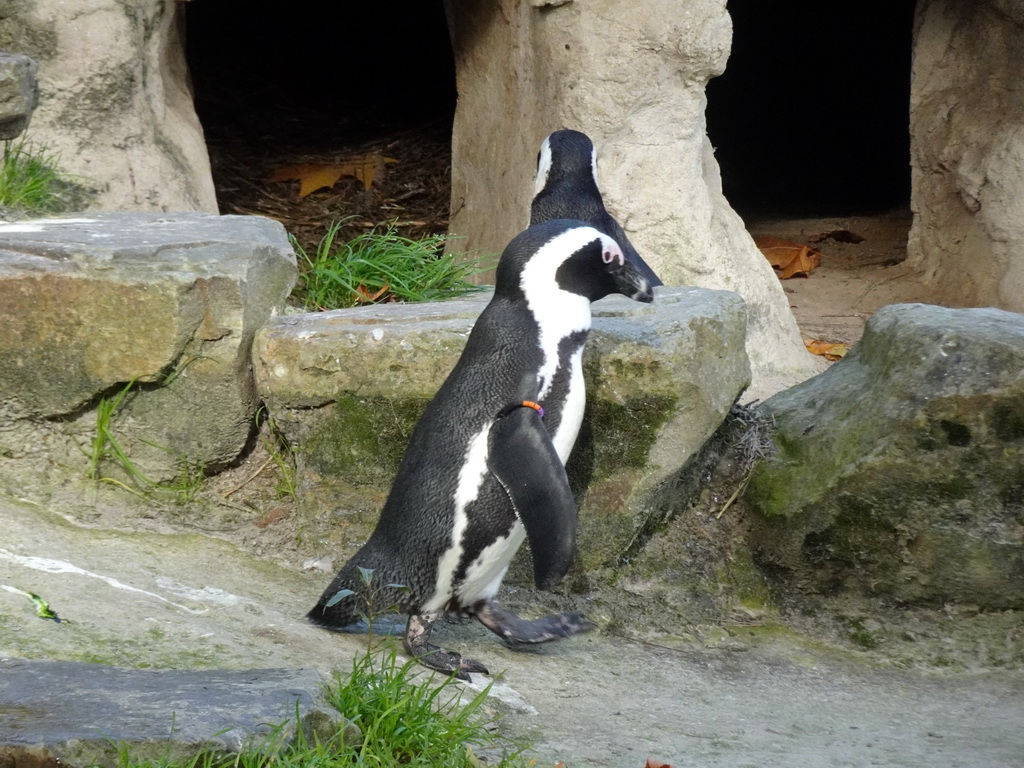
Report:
305,601,361,632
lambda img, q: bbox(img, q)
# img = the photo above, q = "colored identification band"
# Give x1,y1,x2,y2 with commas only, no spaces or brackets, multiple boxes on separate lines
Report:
521,400,545,419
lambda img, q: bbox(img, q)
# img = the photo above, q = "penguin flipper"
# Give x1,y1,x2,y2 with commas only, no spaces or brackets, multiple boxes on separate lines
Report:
487,406,577,590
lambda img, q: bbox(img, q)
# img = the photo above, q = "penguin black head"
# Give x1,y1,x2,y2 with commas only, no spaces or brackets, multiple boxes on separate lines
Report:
496,219,653,305
534,129,599,198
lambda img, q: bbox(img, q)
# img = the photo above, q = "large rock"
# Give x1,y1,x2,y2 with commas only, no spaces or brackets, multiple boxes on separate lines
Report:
0,661,349,768
746,303,1024,608
0,1,216,212
907,0,1024,313
0,213,297,487
254,287,750,574
443,0,818,398
0,52,38,140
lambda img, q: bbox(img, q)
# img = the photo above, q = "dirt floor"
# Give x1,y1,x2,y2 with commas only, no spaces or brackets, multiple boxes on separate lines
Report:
745,210,932,350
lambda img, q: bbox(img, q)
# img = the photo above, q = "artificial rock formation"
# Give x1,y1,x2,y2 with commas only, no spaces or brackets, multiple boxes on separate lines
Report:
254,287,751,573
0,51,38,140
0,0,216,212
444,0,818,397
908,0,1024,313
0,213,296,488
746,303,1024,609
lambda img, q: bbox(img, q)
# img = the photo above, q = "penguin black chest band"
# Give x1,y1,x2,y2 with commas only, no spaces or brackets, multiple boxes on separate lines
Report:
496,400,545,420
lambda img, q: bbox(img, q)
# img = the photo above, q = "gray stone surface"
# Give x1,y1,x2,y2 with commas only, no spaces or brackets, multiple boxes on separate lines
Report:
0,660,350,767
0,52,38,140
254,286,751,572
0,492,1021,768
746,303,1024,608
0,213,297,484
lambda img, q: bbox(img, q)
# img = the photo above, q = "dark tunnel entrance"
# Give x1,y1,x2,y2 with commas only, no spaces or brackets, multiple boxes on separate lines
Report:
184,1,457,252
706,0,917,220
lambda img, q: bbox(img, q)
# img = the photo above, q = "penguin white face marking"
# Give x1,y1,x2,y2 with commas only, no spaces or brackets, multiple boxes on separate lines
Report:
533,136,553,197
519,226,614,401
516,227,618,411
423,426,492,613
590,144,600,188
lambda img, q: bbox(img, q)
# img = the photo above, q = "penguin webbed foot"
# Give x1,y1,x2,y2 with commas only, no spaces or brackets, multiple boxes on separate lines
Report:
403,613,489,682
475,601,596,647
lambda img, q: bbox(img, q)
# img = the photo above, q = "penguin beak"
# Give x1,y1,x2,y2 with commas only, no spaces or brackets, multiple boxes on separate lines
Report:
611,258,654,303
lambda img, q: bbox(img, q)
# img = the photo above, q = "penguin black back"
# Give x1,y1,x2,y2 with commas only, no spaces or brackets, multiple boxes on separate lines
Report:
531,129,663,287
307,218,653,680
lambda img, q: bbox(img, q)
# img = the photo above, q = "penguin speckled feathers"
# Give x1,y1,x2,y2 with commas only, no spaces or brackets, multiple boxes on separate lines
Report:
532,128,663,288
308,218,653,680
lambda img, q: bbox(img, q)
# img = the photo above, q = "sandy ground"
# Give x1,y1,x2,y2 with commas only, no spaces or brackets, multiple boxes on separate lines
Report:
746,210,931,349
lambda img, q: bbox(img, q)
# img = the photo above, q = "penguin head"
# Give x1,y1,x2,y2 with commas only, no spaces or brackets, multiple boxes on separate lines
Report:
533,129,600,198
497,219,654,305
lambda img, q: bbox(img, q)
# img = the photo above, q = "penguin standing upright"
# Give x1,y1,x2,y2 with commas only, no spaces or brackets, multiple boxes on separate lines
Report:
531,129,663,287
307,218,653,680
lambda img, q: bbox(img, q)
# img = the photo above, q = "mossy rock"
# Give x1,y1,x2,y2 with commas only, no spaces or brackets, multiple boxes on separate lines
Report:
746,304,1024,608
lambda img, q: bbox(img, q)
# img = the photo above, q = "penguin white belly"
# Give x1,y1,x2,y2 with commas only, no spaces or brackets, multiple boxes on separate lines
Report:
422,426,491,614
456,521,527,604
551,347,586,463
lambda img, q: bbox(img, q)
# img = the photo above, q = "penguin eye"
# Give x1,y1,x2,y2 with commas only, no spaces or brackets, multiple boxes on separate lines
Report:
602,247,625,266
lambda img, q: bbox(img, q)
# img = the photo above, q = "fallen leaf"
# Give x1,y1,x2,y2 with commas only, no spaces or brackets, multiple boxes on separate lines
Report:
755,236,822,279
266,154,397,198
804,338,849,361
255,507,290,528
354,282,391,304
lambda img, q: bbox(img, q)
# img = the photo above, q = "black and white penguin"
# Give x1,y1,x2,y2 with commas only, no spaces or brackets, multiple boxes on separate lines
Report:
531,128,663,287
307,218,653,680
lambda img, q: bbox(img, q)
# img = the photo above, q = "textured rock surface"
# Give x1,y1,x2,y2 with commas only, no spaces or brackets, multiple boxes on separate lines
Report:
0,52,38,140
254,287,750,572
0,1,216,212
444,0,819,397
0,661,349,768
0,493,1021,768
0,213,296,484
746,304,1024,608
908,0,1024,313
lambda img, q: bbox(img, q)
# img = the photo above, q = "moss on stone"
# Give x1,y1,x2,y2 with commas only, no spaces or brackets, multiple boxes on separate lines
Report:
568,394,677,489
303,393,428,485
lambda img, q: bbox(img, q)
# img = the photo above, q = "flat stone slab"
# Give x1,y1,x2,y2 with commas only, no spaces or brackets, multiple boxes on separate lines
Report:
0,213,296,486
254,286,752,571
0,660,345,767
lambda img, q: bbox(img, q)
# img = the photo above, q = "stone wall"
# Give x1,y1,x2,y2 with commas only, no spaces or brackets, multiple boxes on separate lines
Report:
0,0,217,213
444,0,818,397
908,0,1024,312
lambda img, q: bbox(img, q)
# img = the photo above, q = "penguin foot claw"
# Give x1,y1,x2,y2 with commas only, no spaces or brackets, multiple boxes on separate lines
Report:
403,612,490,681
476,602,597,646
410,646,490,682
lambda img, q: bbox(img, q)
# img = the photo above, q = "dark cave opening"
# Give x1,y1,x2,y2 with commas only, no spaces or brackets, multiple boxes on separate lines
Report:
184,1,457,244
706,0,917,219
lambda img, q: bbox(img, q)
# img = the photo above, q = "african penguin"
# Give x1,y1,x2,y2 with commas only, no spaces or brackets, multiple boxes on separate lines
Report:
307,218,653,680
531,128,663,287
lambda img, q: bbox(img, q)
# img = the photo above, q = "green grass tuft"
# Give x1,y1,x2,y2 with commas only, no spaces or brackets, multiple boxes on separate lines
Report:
0,136,90,216
112,645,532,768
292,219,492,311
